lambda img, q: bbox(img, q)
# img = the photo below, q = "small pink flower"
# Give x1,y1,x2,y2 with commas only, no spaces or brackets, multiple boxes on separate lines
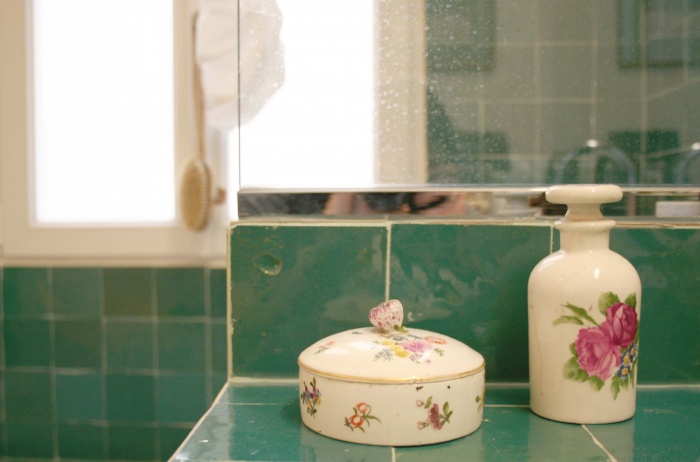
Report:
401,339,430,353
428,403,442,429
575,326,621,381
605,302,638,348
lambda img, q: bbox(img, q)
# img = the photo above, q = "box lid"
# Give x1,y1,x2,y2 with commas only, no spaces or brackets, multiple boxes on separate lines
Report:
297,300,485,384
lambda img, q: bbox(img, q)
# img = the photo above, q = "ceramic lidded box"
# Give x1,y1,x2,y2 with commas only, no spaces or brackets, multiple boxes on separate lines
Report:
298,300,485,446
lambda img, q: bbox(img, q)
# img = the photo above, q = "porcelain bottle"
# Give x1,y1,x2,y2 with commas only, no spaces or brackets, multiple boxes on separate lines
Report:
528,184,641,424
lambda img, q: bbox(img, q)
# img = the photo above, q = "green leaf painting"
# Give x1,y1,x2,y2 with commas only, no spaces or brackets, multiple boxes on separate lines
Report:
552,303,599,327
598,292,620,315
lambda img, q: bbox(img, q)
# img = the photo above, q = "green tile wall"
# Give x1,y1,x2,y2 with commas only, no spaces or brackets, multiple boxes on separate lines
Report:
612,228,700,382
0,267,228,461
2,220,698,461
229,225,387,378
389,224,549,381
229,220,700,385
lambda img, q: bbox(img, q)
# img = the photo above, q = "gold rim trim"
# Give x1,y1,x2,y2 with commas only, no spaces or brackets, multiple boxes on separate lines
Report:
297,360,485,384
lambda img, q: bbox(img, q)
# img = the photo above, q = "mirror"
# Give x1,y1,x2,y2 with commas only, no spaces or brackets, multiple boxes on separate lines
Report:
201,1,700,216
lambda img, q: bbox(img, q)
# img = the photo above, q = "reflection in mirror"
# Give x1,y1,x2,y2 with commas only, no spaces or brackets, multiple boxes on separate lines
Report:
238,190,700,218
200,1,700,216
238,192,484,217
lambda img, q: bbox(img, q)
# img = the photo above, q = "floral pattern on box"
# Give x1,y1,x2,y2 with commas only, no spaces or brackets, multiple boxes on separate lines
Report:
416,396,452,430
344,402,380,433
554,292,639,399
300,377,321,418
476,385,485,412
373,333,446,364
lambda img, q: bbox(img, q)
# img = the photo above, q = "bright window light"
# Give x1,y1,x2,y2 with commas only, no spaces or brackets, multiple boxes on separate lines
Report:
32,0,174,225
237,0,375,190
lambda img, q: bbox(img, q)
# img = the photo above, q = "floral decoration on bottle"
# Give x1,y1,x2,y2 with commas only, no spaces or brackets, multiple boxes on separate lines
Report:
416,396,452,430
344,402,380,432
300,377,321,418
554,292,639,398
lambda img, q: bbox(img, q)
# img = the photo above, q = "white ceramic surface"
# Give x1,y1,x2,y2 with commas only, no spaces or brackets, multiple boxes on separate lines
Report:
298,301,485,446
529,184,641,424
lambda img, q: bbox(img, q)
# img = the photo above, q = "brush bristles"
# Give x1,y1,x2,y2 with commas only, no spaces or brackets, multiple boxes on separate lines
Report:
180,159,211,231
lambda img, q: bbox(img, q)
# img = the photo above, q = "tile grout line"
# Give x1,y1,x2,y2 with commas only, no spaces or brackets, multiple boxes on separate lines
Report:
99,268,110,457
590,0,600,143
639,383,700,390
204,268,214,404
532,1,542,180
582,424,618,462
385,223,392,301
227,256,234,381
47,268,60,462
639,1,649,151
0,268,5,452
486,404,529,408
151,268,162,459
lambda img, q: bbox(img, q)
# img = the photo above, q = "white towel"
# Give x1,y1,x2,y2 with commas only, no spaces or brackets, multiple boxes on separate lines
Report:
195,0,285,129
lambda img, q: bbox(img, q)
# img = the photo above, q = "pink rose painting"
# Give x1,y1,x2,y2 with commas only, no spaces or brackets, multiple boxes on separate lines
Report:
554,292,639,399
574,326,621,381
606,302,638,349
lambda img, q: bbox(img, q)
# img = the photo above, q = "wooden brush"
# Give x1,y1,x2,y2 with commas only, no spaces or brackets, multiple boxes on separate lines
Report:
180,13,220,231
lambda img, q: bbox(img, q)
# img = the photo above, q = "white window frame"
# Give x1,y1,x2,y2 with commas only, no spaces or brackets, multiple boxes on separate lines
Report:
0,0,229,264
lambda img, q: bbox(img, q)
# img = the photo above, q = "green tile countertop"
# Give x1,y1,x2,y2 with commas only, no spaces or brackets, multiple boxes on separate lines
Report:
171,382,699,462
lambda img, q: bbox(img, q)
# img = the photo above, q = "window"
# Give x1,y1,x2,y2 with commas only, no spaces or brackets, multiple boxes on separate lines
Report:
33,0,175,224
0,0,228,262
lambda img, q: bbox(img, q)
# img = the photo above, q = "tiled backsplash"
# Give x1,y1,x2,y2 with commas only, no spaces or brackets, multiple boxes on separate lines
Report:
0,267,228,460
229,219,700,384
2,218,698,461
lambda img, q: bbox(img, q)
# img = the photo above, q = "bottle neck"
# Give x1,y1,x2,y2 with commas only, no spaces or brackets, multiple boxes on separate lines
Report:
555,219,615,252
